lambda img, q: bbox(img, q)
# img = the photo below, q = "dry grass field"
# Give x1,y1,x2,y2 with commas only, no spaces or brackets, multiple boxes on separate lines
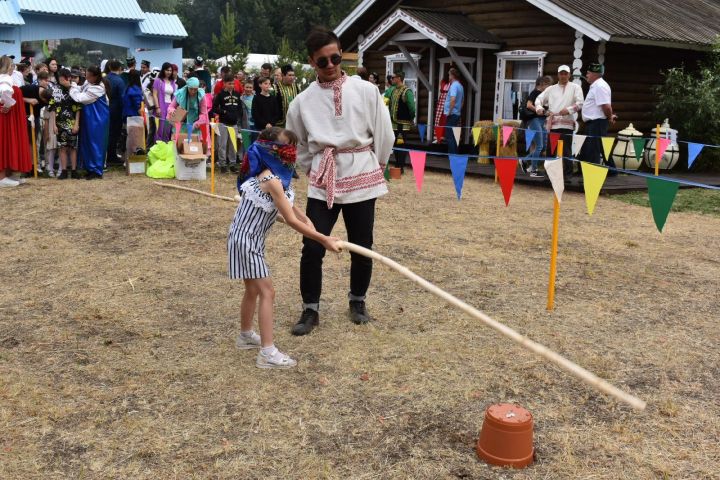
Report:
1,169,719,479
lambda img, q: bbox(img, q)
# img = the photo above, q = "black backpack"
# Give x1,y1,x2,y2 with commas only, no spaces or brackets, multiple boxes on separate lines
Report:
518,93,533,121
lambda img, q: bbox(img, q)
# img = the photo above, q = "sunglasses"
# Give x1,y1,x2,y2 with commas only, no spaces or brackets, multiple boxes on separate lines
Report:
315,53,342,69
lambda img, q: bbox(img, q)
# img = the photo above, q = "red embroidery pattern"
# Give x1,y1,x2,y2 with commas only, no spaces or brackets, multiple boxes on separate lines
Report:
317,73,347,117
310,144,377,208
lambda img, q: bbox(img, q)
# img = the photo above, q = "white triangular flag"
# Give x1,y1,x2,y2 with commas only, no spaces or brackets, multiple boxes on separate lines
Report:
544,158,565,202
452,127,462,146
572,134,586,156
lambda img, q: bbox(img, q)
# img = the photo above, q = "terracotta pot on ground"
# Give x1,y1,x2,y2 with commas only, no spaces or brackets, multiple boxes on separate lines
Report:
476,403,534,468
389,167,402,179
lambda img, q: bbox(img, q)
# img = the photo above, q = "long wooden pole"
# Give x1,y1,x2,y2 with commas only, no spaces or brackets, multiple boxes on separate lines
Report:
152,181,646,410
547,140,563,311
339,240,645,411
654,124,660,176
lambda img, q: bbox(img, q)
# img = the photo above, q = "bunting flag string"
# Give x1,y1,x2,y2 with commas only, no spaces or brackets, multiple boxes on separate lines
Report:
544,158,565,202
581,162,609,215
452,127,462,147
572,135,587,157
472,127,481,146
657,137,671,159
632,138,646,162
601,137,615,162
502,126,514,147
646,177,679,232
525,129,536,151
495,158,518,206
687,142,704,168
449,154,469,199
409,150,427,192
549,132,560,155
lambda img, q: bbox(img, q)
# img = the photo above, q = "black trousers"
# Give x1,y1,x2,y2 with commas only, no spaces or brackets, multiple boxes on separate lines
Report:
393,129,407,171
551,128,574,174
300,197,376,306
107,113,123,164
582,118,616,169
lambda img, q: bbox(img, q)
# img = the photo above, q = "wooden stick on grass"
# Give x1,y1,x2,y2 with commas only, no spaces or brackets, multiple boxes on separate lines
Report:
154,181,647,410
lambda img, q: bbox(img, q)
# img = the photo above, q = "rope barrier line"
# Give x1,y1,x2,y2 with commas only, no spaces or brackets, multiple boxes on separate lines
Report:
154,181,647,411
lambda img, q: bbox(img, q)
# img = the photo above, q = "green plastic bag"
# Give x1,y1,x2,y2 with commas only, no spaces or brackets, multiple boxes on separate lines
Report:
146,141,176,179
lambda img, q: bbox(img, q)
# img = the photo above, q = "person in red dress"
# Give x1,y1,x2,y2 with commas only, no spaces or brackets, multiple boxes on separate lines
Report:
0,55,31,187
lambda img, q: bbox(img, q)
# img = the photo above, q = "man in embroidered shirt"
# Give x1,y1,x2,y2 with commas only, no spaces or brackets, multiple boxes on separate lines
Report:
534,64,584,175
389,71,415,172
286,27,394,335
275,64,299,127
581,62,618,174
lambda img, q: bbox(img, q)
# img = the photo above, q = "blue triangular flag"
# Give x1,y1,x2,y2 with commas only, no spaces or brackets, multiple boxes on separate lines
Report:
449,154,468,200
418,124,427,143
524,129,536,152
687,142,704,168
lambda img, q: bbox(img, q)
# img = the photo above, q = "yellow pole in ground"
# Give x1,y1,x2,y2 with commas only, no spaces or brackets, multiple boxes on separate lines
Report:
654,124,660,176
210,122,216,194
495,118,502,183
547,139,563,311
31,118,38,178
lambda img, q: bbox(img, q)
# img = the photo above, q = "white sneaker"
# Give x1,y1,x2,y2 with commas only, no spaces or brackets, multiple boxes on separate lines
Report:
8,175,27,184
256,348,297,369
235,331,262,350
0,177,19,187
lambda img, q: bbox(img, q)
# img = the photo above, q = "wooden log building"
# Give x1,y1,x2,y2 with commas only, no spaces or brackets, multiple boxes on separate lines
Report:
334,0,719,142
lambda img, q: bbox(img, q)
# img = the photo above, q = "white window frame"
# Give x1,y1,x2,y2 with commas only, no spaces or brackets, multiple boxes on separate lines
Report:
493,50,547,121
385,52,422,125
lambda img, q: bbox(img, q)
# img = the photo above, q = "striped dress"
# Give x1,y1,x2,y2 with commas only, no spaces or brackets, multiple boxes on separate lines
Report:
227,174,295,279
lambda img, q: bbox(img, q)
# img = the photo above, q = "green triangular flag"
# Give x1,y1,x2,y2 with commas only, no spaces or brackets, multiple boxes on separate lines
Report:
647,177,679,232
241,131,252,150
492,124,499,141
632,138,646,162
384,163,390,180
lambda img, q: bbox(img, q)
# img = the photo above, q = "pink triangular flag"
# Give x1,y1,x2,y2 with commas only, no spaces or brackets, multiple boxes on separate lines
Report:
409,150,426,192
657,138,671,159
501,126,513,147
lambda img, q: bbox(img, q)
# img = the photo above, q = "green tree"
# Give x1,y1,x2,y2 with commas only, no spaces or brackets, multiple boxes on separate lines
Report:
211,2,243,57
656,40,720,170
136,0,178,13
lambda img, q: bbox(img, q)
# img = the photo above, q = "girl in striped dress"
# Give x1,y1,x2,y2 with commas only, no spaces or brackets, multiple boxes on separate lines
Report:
229,127,340,369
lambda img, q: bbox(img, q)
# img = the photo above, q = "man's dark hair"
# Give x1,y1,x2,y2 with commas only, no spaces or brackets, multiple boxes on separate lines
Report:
305,27,341,57
386,74,393,84
356,66,368,80
36,71,50,81
281,64,294,76
448,67,460,80
223,73,234,83
394,71,405,81
261,63,272,71
58,68,72,79
258,76,271,84
127,69,141,88
258,126,298,145
108,59,122,72
220,65,231,74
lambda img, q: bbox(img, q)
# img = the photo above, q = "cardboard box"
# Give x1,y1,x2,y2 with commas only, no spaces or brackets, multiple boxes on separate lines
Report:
126,154,147,175
182,141,204,155
167,107,187,124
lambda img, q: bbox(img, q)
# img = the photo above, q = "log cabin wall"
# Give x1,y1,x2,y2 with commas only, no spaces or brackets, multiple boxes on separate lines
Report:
354,0,709,136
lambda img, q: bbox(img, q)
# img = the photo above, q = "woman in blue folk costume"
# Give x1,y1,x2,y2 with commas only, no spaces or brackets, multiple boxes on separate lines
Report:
70,64,109,180
228,127,340,369
166,76,208,135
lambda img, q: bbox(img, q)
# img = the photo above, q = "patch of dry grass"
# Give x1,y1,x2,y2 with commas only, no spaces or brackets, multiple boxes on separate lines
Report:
1,170,719,479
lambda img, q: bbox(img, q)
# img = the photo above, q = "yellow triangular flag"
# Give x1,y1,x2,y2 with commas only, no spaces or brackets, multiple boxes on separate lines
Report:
581,161,609,215
227,126,238,152
601,137,615,163
472,127,481,146
154,117,159,130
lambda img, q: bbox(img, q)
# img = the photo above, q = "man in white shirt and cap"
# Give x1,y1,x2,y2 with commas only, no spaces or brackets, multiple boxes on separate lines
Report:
286,27,394,335
534,64,584,175
581,62,618,174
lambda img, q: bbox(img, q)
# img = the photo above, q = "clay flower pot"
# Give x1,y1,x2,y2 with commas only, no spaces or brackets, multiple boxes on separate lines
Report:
389,167,402,179
476,403,534,468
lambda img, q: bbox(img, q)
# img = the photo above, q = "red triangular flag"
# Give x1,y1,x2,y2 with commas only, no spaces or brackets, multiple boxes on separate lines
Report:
549,132,560,155
657,138,671,159
409,150,426,192
495,158,518,206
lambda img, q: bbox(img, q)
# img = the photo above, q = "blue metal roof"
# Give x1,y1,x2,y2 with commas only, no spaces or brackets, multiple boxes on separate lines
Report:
16,0,145,21
0,2,24,25
138,12,187,38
